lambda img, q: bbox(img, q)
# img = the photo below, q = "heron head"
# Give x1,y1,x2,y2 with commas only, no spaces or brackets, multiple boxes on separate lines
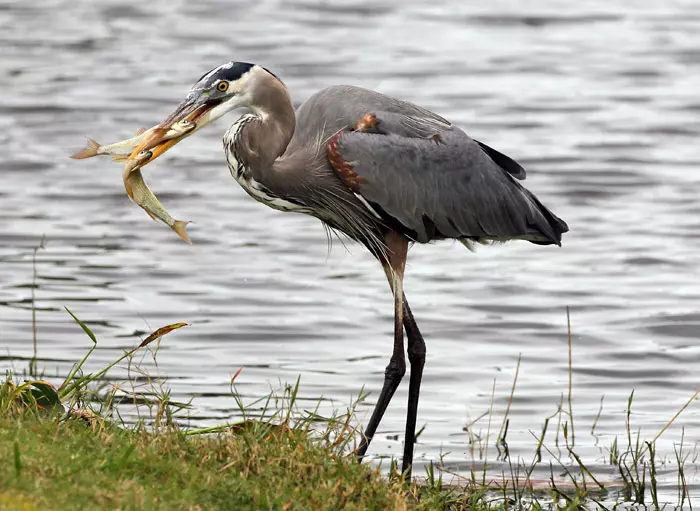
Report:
129,62,278,162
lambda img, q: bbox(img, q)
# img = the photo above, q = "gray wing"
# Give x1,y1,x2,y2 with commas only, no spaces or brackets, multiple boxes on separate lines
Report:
332,110,567,245
293,85,453,142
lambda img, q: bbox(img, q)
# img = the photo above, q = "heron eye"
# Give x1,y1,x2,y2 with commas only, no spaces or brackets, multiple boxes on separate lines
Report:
217,81,229,92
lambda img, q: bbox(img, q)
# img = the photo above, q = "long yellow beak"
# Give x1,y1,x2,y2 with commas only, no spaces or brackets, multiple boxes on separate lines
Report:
127,100,213,167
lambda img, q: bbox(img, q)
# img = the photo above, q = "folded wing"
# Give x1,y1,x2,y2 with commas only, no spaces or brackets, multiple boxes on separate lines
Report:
330,111,568,245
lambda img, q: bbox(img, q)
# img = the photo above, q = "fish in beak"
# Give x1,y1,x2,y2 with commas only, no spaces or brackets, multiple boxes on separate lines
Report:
125,91,225,168
71,89,225,169
70,122,196,163
71,121,201,244
71,60,255,243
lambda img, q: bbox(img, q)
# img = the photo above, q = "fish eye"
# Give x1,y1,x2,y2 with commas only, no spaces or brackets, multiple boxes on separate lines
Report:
217,81,229,92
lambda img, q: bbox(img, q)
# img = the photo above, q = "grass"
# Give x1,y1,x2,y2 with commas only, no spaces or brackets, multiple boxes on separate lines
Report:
3,241,700,510
0,414,408,510
1,312,415,510
452,308,700,509
3,306,472,510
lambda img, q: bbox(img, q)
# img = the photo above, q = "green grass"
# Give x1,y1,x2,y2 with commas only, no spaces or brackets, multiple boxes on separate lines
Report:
0,308,460,510
0,414,410,511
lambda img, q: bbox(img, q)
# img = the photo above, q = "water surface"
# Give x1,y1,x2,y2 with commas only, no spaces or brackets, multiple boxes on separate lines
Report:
1,0,700,501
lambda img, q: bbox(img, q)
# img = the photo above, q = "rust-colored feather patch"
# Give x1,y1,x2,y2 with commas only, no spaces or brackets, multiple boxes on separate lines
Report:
354,113,379,132
327,129,366,193
429,134,445,145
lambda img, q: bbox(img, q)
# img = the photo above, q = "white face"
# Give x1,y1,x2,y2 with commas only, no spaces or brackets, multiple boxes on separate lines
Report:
196,95,247,127
191,65,268,127
127,64,272,163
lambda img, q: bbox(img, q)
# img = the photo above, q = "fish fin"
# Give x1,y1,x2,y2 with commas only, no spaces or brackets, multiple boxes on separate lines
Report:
143,209,159,221
70,138,100,159
172,220,192,244
111,154,130,162
135,128,147,136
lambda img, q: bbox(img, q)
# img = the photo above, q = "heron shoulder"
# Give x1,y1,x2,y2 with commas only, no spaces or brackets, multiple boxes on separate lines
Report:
295,85,452,139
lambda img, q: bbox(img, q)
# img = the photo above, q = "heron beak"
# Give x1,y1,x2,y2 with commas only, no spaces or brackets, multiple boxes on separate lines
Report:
127,92,222,165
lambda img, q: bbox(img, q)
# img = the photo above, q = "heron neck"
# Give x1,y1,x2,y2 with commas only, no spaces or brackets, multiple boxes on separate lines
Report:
242,83,296,167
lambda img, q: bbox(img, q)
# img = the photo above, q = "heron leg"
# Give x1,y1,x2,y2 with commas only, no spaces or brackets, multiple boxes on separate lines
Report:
401,293,426,478
356,232,408,461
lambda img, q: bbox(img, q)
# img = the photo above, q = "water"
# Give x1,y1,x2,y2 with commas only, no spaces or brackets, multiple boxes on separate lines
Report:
2,0,700,502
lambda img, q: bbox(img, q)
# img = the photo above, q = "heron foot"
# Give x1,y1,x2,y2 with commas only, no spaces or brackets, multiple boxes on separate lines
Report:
356,356,406,461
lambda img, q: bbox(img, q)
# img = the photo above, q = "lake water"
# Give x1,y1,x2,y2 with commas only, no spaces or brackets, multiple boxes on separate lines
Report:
1,0,699,502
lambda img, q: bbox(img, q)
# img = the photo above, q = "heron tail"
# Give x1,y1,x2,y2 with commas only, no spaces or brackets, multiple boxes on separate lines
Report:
458,238,477,252
70,137,101,159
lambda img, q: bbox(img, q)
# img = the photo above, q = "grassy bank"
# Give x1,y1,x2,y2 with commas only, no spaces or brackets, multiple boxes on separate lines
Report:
0,311,458,510
0,414,410,510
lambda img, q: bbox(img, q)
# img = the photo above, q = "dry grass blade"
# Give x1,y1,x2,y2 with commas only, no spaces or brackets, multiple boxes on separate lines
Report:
483,377,496,485
646,384,700,452
497,353,521,447
138,322,189,348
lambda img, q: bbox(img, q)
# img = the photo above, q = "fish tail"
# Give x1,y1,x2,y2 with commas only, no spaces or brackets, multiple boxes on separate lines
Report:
135,127,147,136
70,137,101,159
172,220,192,244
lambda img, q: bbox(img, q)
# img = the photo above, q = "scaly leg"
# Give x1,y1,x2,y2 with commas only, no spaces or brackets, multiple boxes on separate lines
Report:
356,231,408,461
401,293,426,478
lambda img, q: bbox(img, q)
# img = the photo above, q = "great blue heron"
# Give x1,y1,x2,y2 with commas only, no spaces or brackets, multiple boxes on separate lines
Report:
89,61,568,477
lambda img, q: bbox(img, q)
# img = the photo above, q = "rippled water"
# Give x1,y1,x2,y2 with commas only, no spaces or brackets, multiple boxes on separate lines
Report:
2,0,700,501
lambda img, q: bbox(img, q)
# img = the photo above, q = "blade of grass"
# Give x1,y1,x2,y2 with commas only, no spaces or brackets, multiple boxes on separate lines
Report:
60,320,188,400
647,441,659,511
30,235,46,377
566,306,575,448
591,395,604,445
13,440,21,477
497,353,521,447
483,377,496,486
643,383,700,456
59,307,98,395
138,323,188,348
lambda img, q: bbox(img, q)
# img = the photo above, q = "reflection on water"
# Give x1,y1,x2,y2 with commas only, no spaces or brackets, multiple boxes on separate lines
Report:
2,0,700,501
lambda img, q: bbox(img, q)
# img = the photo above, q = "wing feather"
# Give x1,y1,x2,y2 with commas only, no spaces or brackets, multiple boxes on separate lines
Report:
333,114,567,245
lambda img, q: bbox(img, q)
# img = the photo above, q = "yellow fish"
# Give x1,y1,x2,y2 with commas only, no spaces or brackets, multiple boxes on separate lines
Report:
71,123,196,244
70,121,195,162
71,128,152,161
123,152,191,244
